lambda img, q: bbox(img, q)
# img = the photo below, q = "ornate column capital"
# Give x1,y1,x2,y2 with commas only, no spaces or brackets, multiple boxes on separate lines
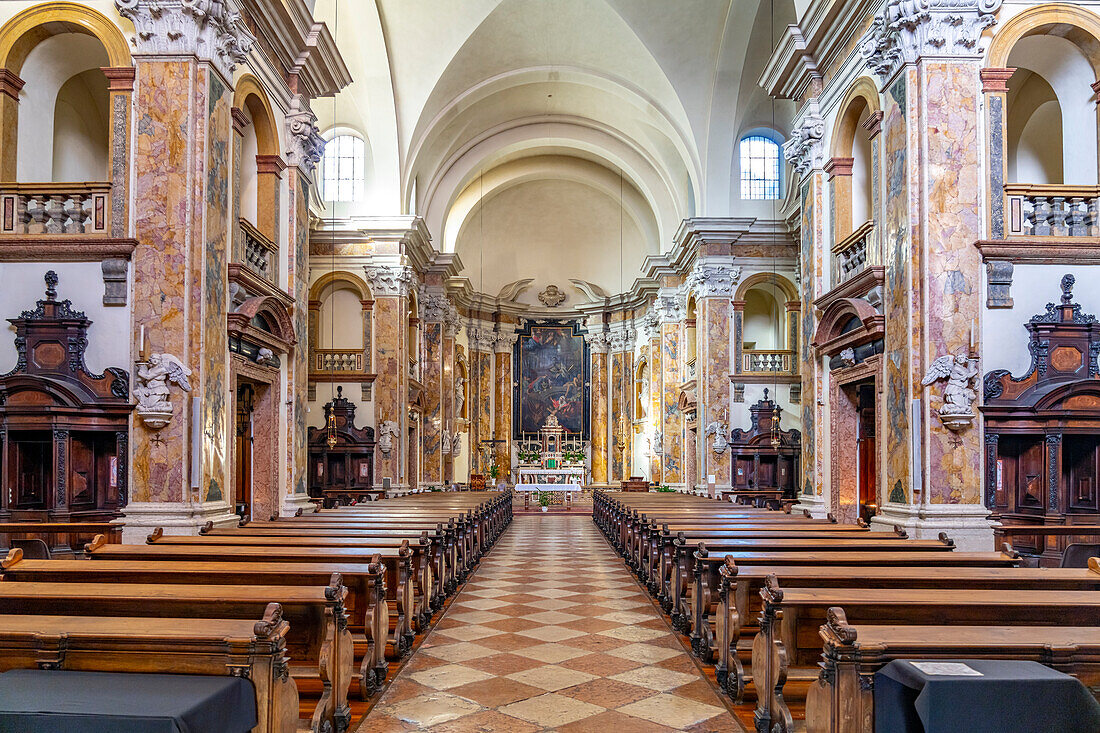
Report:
608,327,637,353
364,263,415,297
783,97,824,178
494,331,518,354
419,291,452,322
684,261,742,299
588,332,611,354
655,292,686,325
860,0,1002,81
114,0,255,79
443,304,463,337
466,326,497,353
641,310,661,339
285,95,325,176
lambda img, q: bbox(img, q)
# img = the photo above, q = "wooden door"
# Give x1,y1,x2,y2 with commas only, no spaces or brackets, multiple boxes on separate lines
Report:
857,384,876,522
234,384,255,520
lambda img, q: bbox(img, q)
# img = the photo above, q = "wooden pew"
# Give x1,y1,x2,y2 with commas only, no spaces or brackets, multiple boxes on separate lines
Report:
0,605,299,733
85,536,418,659
0,522,122,556
708,555,1096,701
993,524,1100,567
803,608,1100,733
0,579,354,733
148,529,441,625
1,549,389,700
752,577,1100,733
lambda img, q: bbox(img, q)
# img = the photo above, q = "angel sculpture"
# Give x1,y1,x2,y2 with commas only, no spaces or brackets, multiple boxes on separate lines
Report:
135,353,192,421
450,431,462,456
921,351,979,430
705,420,729,455
377,420,398,455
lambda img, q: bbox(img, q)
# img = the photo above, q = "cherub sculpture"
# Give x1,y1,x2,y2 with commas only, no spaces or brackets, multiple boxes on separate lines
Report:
135,353,191,428
705,419,729,455
921,350,979,431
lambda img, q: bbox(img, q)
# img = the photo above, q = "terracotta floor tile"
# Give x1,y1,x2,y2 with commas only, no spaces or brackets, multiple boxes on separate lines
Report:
561,632,634,653
482,616,543,632
558,677,657,708
447,676,546,707
563,617,627,633
426,709,543,733
473,633,543,652
555,709,678,733
558,652,646,677
461,651,545,675
672,678,727,706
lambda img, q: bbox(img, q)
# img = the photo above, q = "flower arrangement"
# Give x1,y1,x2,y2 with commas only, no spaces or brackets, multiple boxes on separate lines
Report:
517,447,541,463
488,464,501,480
655,484,676,493
538,491,552,507
562,448,586,463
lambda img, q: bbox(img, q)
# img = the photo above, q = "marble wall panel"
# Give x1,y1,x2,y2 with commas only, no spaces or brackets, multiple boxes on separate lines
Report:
200,70,231,504
422,322,443,484
373,296,403,483
649,339,662,480
591,351,609,484
800,175,825,496
442,334,454,481
611,352,624,482
703,297,732,487
493,351,511,474
130,60,201,503
290,180,309,494
661,324,682,484
922,61,984,505
883,72,912,506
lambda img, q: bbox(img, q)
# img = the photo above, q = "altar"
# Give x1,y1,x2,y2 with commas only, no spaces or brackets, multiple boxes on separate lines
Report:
512,415,588,509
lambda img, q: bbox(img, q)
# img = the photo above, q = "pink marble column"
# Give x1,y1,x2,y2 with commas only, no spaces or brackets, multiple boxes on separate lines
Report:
589,334,610,486
130,59,233,509
442,319,459,482
799,170,827,501
656,294,685,486
700,295,733,489
366,265,413,488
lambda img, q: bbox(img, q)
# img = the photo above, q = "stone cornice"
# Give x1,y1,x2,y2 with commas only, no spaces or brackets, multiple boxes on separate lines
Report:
238,0,351,99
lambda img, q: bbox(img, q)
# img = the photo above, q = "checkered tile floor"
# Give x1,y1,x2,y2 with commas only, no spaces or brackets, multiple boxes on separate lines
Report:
356,515,742,732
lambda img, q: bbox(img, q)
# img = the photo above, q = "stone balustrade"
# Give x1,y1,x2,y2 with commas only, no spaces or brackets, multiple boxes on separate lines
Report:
0,183,111,235
1004,184,1100,238
831,219,875,287
313,349,364,373
743,349,794,374
239,218,278,285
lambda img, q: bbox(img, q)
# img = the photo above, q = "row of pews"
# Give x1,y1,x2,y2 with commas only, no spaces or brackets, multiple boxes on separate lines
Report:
593,490,1100,733
0,490,512,733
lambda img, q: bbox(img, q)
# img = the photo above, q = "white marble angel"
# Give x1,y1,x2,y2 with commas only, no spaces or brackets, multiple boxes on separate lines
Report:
921,351,979,428
450,431,462,456
378,420,398,455
705,420,729,455
135,353,192,413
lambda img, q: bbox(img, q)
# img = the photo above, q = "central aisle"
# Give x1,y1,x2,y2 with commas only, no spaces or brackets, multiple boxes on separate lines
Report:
357,515,742,732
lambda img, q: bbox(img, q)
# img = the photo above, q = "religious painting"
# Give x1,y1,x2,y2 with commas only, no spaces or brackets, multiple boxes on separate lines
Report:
514,322,589,437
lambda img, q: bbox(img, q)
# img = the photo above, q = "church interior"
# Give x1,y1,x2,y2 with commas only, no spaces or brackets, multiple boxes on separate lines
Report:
0,0,1099,730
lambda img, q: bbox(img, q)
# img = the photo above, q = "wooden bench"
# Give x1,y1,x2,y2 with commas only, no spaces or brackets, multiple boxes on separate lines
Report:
752,578,1100,733
0,522,122,557
0,580,353,733
707,556,1097,701
1,549,389,700
993,524,1100,567
0,606,299,733
85,536,419,660
803,609,1100,733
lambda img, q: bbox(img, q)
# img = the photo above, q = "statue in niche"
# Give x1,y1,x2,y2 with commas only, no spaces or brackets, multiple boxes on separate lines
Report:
450,431,462,456
921,350,979,431
639,376,650,418
135,353,192,429
454,374,466,418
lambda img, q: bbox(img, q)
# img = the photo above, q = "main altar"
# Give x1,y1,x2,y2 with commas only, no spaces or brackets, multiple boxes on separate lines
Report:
513,416,588,507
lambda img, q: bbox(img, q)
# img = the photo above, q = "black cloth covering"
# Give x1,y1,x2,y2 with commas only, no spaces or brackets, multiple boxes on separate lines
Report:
874,659,1100,733
0,669,257,733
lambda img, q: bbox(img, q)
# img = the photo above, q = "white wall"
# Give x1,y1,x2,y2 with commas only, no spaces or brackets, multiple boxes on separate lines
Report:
317,286,363,349
0,262,130,375
52,69,109,182
983,265,1100,378
240,114,259,226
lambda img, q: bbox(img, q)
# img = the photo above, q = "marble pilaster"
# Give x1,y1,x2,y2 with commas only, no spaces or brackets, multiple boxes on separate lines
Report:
366,264,413,488
589,334,610,485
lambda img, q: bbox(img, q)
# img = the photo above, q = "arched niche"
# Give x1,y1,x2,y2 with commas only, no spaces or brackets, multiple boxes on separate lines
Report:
812,297,885,356
233,75,283,251
988,4,1100,185
828,77,882,243
733,272,799,360
0,3,131,183
308,271,374,380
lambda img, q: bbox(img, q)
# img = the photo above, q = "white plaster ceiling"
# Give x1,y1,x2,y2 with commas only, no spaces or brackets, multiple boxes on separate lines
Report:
312,0,795,293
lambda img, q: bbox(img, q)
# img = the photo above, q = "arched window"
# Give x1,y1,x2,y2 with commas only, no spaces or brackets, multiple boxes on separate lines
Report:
739,134,782,200
320,134,365,202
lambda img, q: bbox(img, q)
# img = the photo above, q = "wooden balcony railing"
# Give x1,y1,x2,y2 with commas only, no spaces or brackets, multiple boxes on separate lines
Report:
239,218,278,285
1004,184,1100,238
831,219,876,287
313,349,364,373
743,349,795,374
0,182,111,235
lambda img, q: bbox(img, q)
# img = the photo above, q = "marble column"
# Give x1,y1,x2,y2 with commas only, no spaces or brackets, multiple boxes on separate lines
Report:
656,292,685,486
642,311,662,481
366,264,414,488
442,311,460,482
609,327,635,484
861,1,995,548
117,0,253,539
419,292,449,487
493,331,517,477
283,95,323,510
589,332,611,486
466,326,494,475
